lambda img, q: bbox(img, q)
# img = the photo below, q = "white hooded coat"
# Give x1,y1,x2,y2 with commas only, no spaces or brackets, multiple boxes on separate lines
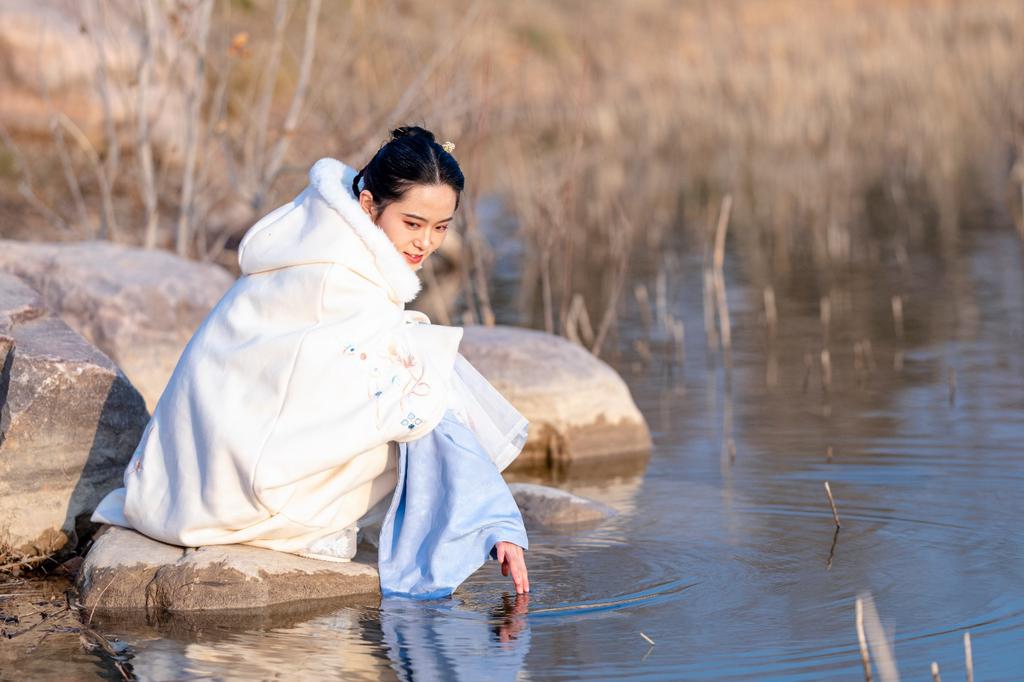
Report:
91,158,527,558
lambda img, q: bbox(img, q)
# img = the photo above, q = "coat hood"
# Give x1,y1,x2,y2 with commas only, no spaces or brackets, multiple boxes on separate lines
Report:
237,157,422,303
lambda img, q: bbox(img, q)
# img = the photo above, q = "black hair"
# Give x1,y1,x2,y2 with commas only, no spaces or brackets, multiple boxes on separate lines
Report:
352,125,465,215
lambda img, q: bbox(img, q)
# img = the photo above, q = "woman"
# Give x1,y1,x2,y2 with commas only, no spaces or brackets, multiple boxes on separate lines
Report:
91,126,530,597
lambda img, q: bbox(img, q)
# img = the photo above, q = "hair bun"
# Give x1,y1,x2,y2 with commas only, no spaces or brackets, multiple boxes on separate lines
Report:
390,125,436,142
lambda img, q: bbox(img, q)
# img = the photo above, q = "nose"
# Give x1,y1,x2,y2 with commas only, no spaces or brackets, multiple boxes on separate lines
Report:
413,229,431,251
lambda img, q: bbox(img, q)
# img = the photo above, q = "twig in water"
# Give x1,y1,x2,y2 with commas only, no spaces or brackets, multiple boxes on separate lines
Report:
930,661,941,682
856,597,874,682
947,368,957,406
826,526,839,570
640,631,655,646
87,576,117,626
824,481,841,528
963,632,973,682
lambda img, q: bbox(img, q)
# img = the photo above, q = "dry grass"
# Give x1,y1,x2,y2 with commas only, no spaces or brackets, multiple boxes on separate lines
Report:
2,0,1022,335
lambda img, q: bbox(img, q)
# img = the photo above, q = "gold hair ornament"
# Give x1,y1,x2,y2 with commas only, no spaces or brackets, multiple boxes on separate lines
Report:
441,140,455,154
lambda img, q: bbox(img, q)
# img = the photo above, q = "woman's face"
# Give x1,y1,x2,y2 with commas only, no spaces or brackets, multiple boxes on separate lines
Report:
359,183,457,270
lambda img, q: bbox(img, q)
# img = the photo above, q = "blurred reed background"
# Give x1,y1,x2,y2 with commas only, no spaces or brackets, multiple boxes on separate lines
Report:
1,0,1022,352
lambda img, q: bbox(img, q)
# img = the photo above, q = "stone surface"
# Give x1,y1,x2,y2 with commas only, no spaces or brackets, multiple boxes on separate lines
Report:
460,325,652,467
0,272,149,559
508,483,617,527
0,240,234,410
0,0,187,151
78,526,380,613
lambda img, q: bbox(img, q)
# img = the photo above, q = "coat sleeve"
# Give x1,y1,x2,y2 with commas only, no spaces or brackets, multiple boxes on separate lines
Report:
250,264,463,513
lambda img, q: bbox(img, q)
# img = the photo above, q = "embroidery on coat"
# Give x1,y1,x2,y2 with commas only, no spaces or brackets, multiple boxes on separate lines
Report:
342,337,433,431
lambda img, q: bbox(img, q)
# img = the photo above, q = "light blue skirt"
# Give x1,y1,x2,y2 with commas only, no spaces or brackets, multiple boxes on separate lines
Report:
377,410,529,599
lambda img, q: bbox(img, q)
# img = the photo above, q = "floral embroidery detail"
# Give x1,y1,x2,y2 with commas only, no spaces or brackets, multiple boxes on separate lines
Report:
347,333,435,431
401,413,423,430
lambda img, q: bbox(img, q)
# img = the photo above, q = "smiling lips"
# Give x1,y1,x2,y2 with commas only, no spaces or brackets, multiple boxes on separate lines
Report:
404,252,424,265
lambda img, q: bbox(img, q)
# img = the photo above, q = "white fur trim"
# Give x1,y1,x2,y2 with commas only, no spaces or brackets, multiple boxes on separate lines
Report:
309,157,422,303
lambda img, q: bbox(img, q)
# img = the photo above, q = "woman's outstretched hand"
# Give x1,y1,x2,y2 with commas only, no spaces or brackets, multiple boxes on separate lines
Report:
494,541,530,593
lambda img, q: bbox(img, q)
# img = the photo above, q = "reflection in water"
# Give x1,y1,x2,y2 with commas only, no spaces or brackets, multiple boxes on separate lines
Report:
379,595,531,682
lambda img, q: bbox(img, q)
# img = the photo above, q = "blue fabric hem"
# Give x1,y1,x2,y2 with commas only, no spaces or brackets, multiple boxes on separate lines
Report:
377,410,529,599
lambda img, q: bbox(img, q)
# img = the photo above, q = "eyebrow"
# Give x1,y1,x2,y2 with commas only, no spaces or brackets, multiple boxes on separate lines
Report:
401,212,454,223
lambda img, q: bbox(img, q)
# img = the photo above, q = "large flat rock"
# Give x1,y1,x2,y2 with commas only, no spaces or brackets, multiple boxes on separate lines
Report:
460,325,651,467
78,526,380,613
509,483,617,527
0,240,234,410
0,273,149,560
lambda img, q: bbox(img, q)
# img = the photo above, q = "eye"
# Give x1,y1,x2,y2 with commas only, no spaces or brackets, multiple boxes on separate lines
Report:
404,221,420,229
435,223,449,232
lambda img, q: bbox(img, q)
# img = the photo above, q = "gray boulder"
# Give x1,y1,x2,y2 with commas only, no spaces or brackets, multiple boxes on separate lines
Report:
0,240,234,410
460,325,651,467
508,483,617,527
78,526,380,613
0,272,148,560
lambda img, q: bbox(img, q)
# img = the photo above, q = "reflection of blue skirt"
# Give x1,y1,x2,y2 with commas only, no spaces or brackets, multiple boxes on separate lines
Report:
377,410,529,599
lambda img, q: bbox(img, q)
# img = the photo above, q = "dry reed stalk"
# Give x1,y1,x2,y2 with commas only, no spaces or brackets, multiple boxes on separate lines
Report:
827,446,834,462
763,286,777,335
0,123,71,233
963,632,973,682
821,349,833,391
248,0,289,180
930,661,941,682
948,368,957,406
565,294,594,347
48,117,89,235
802,351,813,393
891,295,904,339
671,317,685,367
702,267,719,352
826,526,839,569
863,340,876,373
262,0,323,192
640,631,655,646
458,197,496,327
590,202,631,357
820,295,831,344
80,0,121,239
655,269,668,332
52,113,116,238
138,0,159,249
634,284,652,331
856,597,874,682
711,195,733,352
824,481,841,528
175,0,213,256
860,594,900,682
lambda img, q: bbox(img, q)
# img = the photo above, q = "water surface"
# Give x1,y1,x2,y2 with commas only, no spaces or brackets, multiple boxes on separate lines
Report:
14,223,1024,680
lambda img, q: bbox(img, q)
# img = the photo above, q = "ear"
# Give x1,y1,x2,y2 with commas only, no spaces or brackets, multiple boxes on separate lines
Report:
358,189,377,221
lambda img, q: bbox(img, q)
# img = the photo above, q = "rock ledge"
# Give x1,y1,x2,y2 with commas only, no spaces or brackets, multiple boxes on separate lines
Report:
78,526,380,613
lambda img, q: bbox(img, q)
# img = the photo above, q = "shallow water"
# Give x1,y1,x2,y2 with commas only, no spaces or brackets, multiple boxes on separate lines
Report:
12,224,1024,680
